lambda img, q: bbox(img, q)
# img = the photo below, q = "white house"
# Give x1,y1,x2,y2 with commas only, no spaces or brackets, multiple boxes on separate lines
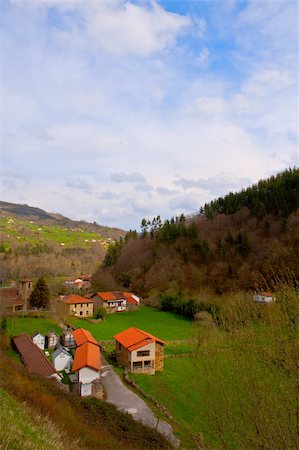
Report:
253,292,275,303
32,332,46,350
52,346,72,372
72,342,101,397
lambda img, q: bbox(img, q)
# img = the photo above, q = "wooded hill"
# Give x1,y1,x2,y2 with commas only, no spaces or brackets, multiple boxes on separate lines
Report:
0,202,126,281
94,168,299,296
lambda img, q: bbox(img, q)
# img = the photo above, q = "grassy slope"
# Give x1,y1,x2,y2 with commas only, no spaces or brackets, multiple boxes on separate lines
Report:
7,317,61,338
0,388,74,450
0,216,109,249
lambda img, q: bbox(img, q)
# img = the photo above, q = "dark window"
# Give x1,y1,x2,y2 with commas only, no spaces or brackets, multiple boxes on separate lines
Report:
80,311,83,316
137,350,150,357
144,360,152,368
133,361,142,369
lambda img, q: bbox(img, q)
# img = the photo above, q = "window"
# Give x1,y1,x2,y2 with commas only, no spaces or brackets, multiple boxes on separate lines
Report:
137,350,150,357
133,361,142,369
144,360,152,368
80,311,83,316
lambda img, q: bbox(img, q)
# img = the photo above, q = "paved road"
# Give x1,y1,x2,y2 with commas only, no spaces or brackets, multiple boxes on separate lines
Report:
100,355,180,448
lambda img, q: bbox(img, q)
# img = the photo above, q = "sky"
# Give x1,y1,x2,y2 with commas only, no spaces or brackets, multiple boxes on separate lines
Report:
0,0,298,230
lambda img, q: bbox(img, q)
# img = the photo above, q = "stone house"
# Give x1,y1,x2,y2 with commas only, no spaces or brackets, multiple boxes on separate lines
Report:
114,327,165,374
90,291,126,313
0,279,33,313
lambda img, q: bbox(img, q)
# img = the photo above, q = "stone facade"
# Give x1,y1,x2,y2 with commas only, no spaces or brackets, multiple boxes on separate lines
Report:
155,342,164,371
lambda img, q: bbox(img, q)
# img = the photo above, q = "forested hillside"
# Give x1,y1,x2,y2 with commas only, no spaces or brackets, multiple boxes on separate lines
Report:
93,168,299,296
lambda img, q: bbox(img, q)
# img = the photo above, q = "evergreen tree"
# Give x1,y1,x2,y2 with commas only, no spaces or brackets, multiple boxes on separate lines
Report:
29,277,50,309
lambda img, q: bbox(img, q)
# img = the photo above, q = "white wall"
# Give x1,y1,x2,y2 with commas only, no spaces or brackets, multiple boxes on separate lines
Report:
53,352,71,371
79,367,100,384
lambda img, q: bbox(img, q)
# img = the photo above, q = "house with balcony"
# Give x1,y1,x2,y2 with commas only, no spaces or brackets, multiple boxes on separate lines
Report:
114,327,165,374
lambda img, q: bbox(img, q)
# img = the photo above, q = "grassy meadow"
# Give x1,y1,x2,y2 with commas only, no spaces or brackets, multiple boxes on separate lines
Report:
4,299,298,450
69,305,193,341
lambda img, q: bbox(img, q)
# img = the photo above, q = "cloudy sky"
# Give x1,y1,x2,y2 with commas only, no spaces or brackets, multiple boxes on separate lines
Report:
0,0,298,230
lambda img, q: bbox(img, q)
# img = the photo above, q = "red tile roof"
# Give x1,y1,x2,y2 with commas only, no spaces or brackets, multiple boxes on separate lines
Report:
114,327,165,351
94,291,125,301
59,294,93,304
122,292,139,305
72,342,101,372
12,333,57,377
260,292,273,297
72,328,98,347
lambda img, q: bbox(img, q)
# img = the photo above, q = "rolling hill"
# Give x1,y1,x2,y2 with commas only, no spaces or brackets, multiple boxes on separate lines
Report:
0,201,126,281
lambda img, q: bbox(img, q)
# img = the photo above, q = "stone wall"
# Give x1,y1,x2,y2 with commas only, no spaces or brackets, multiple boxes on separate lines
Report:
155,342,164,371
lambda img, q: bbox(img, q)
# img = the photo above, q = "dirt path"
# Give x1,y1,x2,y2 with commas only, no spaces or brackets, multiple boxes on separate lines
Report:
100,355,180,448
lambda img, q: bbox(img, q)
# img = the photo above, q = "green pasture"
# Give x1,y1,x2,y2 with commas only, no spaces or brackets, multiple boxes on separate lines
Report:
69,305,193,341
6,317,61,338
0,216,106,249
131,330,297,449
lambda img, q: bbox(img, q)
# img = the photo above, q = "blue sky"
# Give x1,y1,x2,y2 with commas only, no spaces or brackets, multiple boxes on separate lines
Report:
0,0,298,230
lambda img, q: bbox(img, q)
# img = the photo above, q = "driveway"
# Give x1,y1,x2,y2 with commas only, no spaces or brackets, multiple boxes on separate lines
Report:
100,355,179,448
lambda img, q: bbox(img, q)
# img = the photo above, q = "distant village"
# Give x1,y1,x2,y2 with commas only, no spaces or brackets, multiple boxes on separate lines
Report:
0,277,166,399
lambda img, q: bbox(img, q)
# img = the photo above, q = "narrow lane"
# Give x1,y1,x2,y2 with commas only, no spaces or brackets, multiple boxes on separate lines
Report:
100,355,180,448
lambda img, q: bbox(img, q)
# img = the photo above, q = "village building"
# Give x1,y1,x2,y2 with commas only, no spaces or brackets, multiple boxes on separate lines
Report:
0,279,33,313
72,342,101,397
90,291,126,313
46,330,60,349
122,292,140,310
253,292,275,303
58,294,93,317
32,332,46,350
52,346,72,372
61,328,76,348
12,333,61,381
114,327,165,374
71,328,101,397
72,327,98,347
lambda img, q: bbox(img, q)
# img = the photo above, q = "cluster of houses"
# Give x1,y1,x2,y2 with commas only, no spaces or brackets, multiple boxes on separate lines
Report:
57,291,140,318
0,278,141,317
11,325,165,397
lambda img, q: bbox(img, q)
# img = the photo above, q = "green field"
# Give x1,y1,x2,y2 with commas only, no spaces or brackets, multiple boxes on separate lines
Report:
5,307,297,450
69,305,193,341
6,317,61,338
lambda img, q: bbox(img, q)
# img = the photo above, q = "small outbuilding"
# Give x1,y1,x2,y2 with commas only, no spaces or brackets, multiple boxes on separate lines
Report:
253,292,275,303
46,330,60,349
32,332,46,350
52,346,72,372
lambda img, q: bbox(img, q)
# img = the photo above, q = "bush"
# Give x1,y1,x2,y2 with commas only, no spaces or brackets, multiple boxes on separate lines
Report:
93,307,107,320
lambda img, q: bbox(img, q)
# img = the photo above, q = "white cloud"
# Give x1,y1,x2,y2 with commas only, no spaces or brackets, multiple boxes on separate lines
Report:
111,172,148,184
51,0,190,56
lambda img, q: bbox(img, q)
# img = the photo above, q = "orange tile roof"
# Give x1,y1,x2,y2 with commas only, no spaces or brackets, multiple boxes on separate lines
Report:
59,294,93,304
95,292,125,301
72,342,101,372
260,292,273,296
114,327,165,351
72,328,98,347
122,292,139,305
